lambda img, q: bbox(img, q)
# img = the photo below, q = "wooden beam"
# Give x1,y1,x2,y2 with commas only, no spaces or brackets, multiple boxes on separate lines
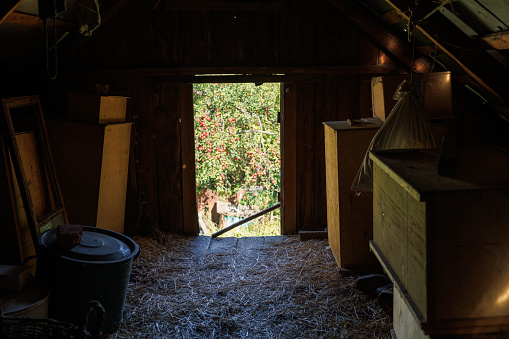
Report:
167,74,321,83
281,83,297,235
211,203,281,238
379,9,404,26
0,0,22,25
180,83,199,235
482,30,509,50
4,11,76,30
415,44,438,56
382,0,507,103
328,0,431,74
165,0,285,11
66,65,398,78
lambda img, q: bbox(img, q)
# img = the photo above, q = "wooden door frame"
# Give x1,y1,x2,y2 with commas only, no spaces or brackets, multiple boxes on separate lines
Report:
180,76,301,235
280,82,296,235
180,83,200,235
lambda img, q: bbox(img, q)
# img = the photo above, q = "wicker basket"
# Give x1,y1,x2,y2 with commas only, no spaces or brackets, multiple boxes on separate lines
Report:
0,300,105,339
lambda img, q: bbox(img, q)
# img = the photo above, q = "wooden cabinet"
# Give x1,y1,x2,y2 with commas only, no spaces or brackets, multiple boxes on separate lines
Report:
370,147,509,337
323,119,380,270
47,120,132,234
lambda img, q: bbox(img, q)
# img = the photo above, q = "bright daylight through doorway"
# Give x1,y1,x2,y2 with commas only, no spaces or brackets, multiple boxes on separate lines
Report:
193,82,281,237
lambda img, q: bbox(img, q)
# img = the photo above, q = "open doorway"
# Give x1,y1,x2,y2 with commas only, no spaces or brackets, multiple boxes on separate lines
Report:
193,82,281,237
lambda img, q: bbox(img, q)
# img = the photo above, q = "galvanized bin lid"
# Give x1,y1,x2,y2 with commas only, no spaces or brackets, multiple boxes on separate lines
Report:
39,226,139,264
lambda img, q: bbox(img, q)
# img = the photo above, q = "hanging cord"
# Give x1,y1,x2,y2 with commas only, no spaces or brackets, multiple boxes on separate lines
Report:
406,8,414,42
400,0,456,77
406,9,417,90
431,35,439,73
43,0,58,80
416,0,454,24
410,26,417,89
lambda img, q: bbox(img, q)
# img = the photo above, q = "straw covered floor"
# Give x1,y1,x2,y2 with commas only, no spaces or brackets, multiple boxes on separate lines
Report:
108,234,392,338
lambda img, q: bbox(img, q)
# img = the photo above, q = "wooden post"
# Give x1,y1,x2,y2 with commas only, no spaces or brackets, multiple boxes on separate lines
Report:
180,83,199,235
281,83,297,235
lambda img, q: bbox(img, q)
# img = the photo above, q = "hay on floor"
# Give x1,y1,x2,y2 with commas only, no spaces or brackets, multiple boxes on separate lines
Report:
108,234,392,338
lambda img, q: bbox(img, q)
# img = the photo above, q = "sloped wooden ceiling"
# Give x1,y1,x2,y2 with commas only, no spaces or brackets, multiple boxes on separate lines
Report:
2,0,509,121
3,1,509,84
332,0,509,108
0,0,132,68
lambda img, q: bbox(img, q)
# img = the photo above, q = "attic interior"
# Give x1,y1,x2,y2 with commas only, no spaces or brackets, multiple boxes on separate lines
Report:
1,0,509,338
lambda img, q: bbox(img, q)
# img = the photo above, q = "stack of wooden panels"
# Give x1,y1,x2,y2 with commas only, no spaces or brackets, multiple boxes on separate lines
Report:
370,147,509,338
47,93,131,234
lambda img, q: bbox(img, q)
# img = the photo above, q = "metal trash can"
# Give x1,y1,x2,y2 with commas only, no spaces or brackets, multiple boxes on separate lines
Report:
37,226,139,334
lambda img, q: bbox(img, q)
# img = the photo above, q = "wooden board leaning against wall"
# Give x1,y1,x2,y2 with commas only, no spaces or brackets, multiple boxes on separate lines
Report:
0,132,49,270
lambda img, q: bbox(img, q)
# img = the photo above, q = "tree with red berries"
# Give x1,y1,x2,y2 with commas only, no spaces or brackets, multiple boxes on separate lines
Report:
194,82,280,209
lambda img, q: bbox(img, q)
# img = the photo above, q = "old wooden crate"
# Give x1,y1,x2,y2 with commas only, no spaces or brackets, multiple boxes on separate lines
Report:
323,119,381,270
46,120,132,234
392,287,509,339
393,288,430,339
65,92,128,124
370,147,509,336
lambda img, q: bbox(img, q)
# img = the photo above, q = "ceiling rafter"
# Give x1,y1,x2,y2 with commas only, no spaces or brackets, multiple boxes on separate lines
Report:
164,0,285,11
328,0,431,74
0,0,23,25
482,30,509,50
66,64,398,77
4,11,77,30
380,0,507,101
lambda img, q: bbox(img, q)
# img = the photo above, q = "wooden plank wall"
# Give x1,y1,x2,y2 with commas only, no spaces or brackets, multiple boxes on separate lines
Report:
123,78,196,234
128,78,159,230
282,73,379,233
58,0,383,235
152,81,182,232
67,0,382,69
